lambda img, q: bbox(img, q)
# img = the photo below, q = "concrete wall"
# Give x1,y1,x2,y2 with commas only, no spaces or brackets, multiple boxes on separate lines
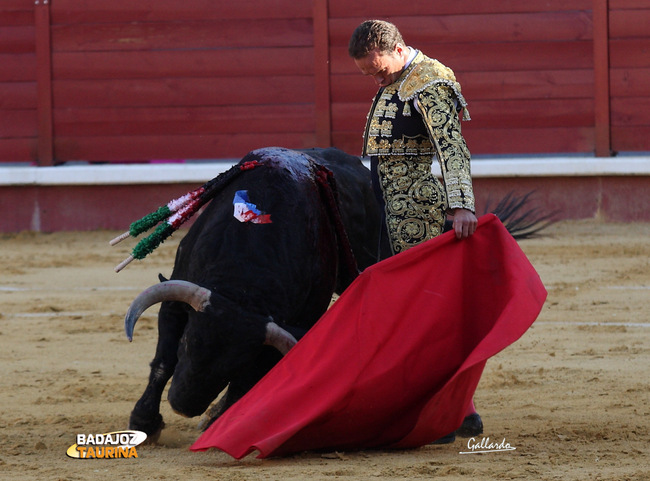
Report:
1,156,647,232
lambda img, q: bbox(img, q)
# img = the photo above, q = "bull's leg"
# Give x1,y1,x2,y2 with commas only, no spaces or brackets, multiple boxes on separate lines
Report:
128,301,187,440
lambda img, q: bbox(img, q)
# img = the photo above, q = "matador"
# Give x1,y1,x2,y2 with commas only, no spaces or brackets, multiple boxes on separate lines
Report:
363,50,476,254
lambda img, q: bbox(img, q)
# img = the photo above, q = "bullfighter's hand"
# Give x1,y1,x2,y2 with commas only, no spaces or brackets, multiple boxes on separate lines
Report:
452,208,478,239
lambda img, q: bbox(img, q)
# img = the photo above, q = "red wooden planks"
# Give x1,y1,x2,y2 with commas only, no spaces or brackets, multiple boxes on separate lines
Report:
52,77,314,108
53,104,315,137
50,0,313,24
609,8,650,38
609,39,650,68
610,68,650,97
464,127,595,154
54,132,317,162
50,19,313,53
35,0,53,165
593,0,611,156
52,48,314,80
0,26,35,53
0,110,37,137
0,53,35,82
0,82,36,109
328,0,593,18
611,97,650,126
611,126,650,151
329,11,594,45
609,0,650,9
313,0,332,146
2,1,650,164
0,0,36,164
0,138,35,162
608,4,650,152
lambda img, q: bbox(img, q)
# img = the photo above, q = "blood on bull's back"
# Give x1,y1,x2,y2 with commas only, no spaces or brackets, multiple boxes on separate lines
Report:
173,148,341,330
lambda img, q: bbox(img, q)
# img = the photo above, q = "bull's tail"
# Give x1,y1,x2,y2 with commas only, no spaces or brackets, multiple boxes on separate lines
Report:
443,191,558,239
484,191,559,239
110,161,262,272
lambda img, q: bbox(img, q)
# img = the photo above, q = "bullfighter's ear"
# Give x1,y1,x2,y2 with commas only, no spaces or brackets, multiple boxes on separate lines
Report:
158,273,169,283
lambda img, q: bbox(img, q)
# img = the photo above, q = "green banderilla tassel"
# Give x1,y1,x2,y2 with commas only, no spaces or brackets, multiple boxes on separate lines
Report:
131,222,175,260
129,206,173,237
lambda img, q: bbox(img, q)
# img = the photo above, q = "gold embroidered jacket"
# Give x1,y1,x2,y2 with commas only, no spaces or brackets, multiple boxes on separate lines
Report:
363,51,475,213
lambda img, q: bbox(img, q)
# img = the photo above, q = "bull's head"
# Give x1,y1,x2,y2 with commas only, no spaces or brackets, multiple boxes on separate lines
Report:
124,280,298,417
124,280,297,354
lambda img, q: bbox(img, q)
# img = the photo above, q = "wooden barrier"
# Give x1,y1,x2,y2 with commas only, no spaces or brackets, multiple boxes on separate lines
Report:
1,0,649,164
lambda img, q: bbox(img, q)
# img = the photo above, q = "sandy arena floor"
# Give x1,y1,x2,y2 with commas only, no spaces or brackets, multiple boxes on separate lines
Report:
0,220,648,480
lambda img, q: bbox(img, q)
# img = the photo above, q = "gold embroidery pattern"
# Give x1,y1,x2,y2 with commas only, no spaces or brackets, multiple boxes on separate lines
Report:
418,85,475,212
399,54,471,120
377,155,446,254
380,120,392,137
384,102,398,119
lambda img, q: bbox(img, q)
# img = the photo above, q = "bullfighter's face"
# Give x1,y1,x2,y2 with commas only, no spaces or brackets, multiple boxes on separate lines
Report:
354,45,410,88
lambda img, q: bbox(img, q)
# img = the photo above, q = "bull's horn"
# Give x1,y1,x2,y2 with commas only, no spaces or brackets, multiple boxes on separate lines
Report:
125,280,211,341
264,322,298,355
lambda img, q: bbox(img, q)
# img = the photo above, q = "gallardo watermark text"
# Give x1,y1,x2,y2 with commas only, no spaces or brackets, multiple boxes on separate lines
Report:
459,437,516,455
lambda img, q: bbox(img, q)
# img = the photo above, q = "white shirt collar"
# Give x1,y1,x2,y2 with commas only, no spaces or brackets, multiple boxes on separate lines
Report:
404,47,417,69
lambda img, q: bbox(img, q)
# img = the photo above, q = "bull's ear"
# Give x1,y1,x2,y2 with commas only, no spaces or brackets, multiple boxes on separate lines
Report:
158,273,169,283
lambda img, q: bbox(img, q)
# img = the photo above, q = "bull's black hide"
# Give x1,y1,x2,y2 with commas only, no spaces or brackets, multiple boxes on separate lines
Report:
127,147,382,438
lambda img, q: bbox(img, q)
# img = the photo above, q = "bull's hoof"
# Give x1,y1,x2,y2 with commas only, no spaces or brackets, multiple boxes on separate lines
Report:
129,411,165,443
141,423,164,445
456,413,483,438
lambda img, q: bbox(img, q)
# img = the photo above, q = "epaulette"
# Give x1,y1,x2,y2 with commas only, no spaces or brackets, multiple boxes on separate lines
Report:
398,54,471,120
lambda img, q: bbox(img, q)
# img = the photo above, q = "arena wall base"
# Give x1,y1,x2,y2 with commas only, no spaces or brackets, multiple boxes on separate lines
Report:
1,156,648,232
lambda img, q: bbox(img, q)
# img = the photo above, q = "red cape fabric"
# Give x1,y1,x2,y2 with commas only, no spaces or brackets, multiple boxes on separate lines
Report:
190,214,547,458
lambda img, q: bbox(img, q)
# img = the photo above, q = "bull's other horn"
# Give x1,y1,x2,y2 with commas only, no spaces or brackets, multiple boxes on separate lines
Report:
264,322,298,355
125,280,212,341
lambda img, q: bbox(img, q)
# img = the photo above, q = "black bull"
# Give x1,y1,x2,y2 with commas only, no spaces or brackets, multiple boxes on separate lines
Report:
123,146,551,438
125,147,386,438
